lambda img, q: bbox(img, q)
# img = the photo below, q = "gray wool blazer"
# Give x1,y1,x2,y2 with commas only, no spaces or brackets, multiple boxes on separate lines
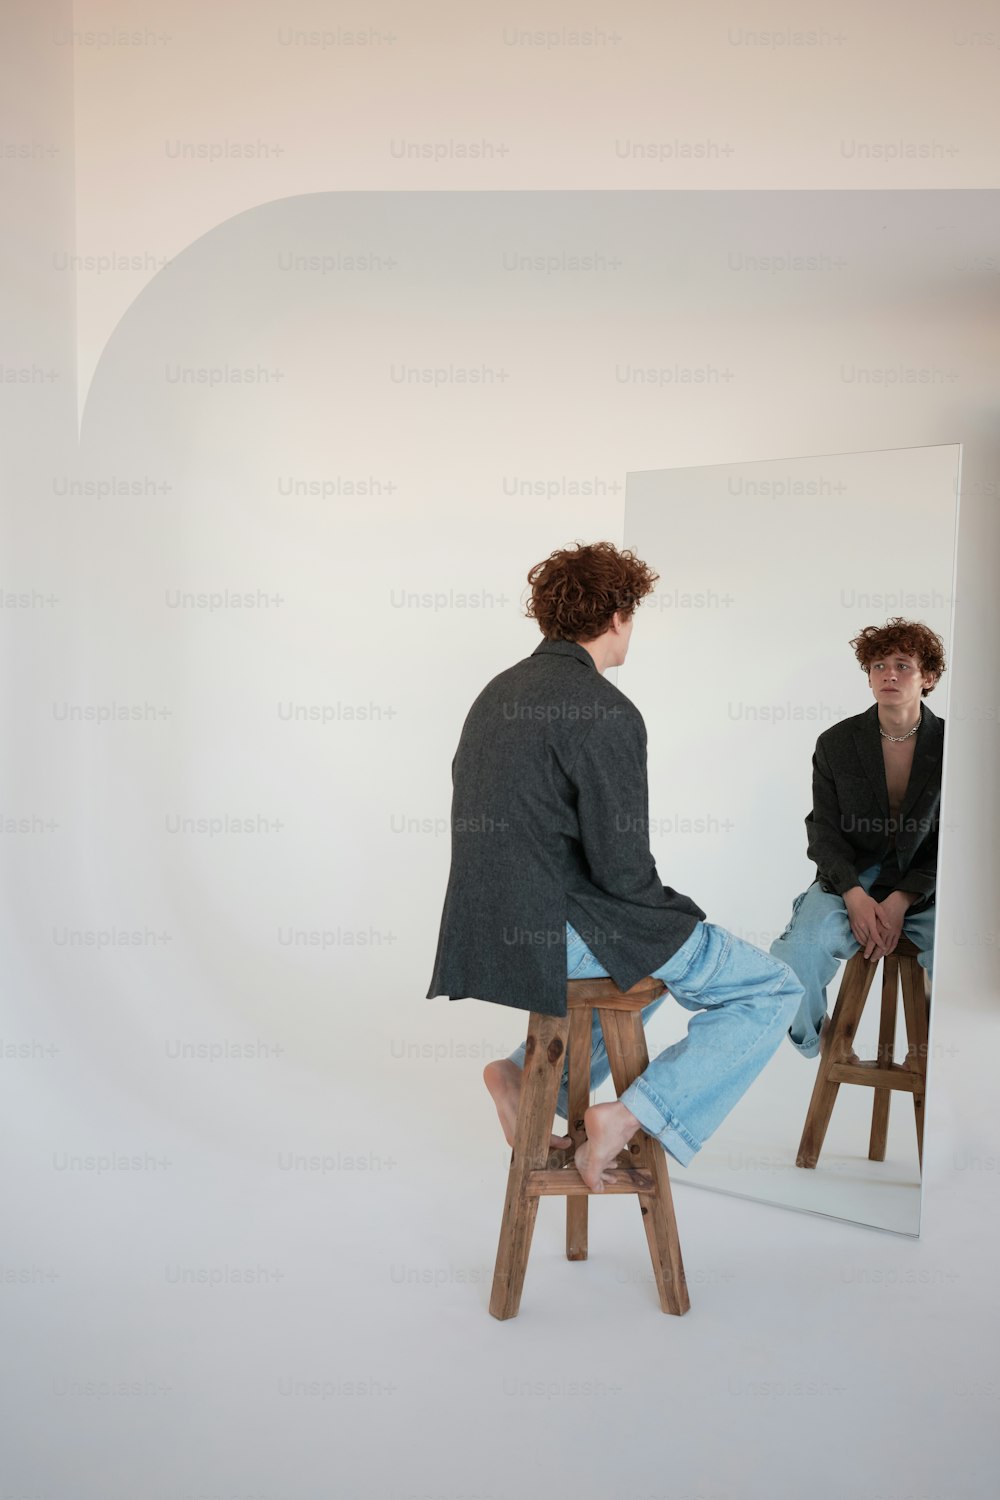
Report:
425,638,706,1018
805,699,944,913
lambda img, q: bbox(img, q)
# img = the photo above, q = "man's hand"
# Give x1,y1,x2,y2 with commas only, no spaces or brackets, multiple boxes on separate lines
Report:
842,886,887,961
871,890,918,957
843,885,916,961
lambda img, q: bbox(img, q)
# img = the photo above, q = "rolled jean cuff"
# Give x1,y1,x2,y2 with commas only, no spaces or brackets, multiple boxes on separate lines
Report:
788,1031,821,1059
619,1078,701,1169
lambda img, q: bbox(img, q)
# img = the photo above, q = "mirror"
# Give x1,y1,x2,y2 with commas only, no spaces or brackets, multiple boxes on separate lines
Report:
619,443,960,1235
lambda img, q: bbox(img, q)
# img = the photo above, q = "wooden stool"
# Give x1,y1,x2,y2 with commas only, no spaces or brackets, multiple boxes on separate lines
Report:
489,974,689,1320
796,935,930,1170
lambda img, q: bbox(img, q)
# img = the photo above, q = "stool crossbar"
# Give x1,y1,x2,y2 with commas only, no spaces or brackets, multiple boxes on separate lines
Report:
489,974,689,1320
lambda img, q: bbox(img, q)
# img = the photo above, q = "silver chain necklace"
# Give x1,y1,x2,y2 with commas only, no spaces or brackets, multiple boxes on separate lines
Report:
879,721,919,743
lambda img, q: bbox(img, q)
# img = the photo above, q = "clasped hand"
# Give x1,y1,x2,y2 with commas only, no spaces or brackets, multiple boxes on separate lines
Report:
843,887,914,962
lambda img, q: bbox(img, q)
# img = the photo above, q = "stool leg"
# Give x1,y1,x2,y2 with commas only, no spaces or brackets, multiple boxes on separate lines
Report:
797,953,878,1169
600,1008,690,1316
566,1005,592,1262
868,956,899,1162
899,957,930,1170
489,1011,569,1320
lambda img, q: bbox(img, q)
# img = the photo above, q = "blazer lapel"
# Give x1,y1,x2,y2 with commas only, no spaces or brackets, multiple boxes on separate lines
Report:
899,702,941,816
853,704,889,816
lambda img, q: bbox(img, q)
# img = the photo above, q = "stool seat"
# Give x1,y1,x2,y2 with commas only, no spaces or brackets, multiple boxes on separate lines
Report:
796,934,930,1170
565,974,667,1009
489,972,689,1320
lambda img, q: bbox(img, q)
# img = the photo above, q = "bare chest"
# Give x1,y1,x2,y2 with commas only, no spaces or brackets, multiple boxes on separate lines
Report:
881,738,916,810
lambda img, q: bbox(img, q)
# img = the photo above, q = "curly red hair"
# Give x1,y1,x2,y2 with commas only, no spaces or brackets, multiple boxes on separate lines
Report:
849,617,947,697
525,541,659,642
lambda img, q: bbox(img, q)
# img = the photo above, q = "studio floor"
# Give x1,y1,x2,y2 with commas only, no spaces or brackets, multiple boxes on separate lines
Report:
8,1012,996,1500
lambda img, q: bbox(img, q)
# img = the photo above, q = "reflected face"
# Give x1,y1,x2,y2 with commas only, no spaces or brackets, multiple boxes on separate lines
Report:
867,649,935,713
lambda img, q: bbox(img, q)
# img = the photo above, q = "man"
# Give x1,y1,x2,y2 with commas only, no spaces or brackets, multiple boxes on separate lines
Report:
770,617,946,1059
426,541,804,1190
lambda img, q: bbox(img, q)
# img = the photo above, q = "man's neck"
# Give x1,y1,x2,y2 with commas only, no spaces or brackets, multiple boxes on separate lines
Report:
577,638,610,675
877,699,922,737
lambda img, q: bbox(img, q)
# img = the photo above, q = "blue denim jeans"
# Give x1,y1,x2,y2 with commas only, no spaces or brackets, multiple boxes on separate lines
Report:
769,864,936,1059
506,920,804,1168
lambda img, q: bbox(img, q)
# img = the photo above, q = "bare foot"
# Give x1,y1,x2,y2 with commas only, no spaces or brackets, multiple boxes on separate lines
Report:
573,1101,642,1192
483,1060,572,1151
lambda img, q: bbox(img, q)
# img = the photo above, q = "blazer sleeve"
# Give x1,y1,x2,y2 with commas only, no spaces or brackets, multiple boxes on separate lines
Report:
805,735,862,896
569,705,689,909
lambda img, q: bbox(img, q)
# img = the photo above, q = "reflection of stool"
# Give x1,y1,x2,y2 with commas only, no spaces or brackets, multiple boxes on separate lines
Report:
489,974,689,1320
796,935,930,1170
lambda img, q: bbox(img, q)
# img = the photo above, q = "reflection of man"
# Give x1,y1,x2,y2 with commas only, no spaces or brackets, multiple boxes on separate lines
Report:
770,617,946,1058
426,541,804,1190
